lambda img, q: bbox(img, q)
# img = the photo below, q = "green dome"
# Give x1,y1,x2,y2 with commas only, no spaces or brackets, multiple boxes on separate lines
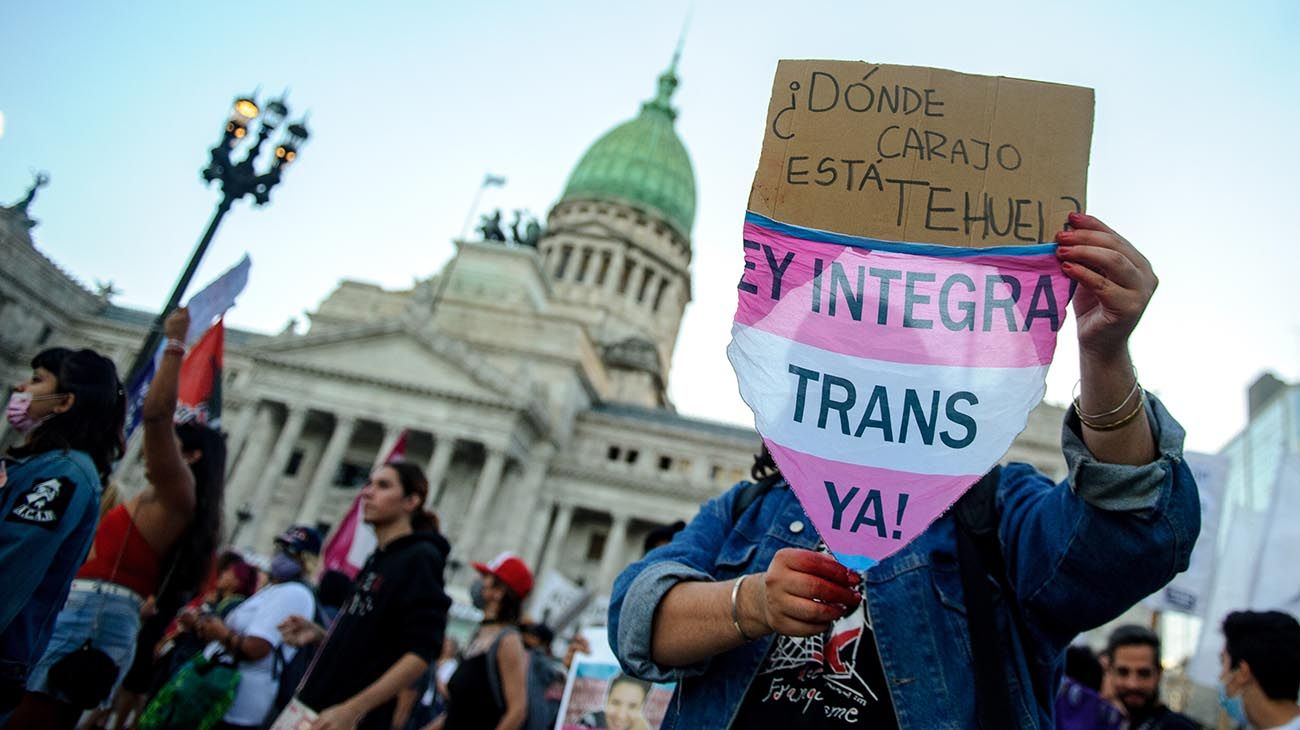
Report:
562,63,696,237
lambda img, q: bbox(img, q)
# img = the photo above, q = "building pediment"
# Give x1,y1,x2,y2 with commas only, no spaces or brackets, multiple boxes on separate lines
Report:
250,322,541,410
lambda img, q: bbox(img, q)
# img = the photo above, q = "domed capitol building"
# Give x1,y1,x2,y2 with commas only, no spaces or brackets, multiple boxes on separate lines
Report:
0,59,1065,605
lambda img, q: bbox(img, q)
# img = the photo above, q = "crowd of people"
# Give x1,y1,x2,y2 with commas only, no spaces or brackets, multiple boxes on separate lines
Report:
1,215,1299,730
0,309,587,730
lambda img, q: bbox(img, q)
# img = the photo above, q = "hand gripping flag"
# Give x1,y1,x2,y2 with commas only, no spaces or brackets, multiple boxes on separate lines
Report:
728,213,1073,571
124,255,251,439
321,430,409,578
175,320,224,427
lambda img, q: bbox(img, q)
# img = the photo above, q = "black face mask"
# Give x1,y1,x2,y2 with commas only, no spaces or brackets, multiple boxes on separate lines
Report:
470,580,487,610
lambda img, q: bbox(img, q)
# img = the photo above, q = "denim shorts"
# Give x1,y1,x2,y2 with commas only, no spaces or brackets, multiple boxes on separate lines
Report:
26,586,142,708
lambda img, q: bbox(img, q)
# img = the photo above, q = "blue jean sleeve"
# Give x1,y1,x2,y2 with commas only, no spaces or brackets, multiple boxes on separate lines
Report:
0,460,98,633
998,393,1201,642
608,484,741,683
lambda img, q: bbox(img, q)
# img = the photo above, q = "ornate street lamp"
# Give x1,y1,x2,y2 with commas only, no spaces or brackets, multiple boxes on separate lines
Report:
125,90,310,386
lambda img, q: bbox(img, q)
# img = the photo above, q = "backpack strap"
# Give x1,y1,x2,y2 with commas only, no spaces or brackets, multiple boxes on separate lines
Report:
730,474,784,523
953,465,1018,730
483,626,518,712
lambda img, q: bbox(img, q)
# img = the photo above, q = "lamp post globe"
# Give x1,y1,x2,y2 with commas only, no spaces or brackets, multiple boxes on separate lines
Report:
123,87,309,402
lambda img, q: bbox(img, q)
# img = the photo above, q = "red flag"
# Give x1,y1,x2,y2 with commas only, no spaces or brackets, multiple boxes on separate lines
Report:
321,430,409,578
176,320,224,427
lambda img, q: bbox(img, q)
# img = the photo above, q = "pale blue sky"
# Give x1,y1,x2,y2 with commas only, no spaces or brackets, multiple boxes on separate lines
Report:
3,1,1297,453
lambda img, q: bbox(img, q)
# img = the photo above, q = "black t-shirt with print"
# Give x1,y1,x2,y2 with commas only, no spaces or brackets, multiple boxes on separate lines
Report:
731,578,898,729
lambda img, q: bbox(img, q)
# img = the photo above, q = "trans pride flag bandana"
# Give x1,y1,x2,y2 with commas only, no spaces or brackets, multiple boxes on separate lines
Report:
728,212,1073,570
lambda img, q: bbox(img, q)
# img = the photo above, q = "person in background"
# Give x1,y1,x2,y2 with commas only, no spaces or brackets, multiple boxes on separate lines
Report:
1103,625,1199,729
521,622,568,729
432,637,460,715
577,674,651,730
425,552,533,730
1218,610,1300,730
195,526,321,730
278,463,451,730
98,598,164,730
1057,645,1126,730
152,551,259,692
0,346,124,722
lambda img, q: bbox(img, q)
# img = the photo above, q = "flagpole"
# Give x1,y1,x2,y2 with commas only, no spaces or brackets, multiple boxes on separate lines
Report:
459,183,487,241
458,174,505,241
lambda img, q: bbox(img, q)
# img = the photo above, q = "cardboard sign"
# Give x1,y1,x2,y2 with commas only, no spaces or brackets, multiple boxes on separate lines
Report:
729,61,1091,570
749,61,1093,247
266,698,317,730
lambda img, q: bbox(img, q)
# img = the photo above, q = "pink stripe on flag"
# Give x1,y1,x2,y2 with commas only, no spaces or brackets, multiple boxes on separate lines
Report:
736,221,1071,369
766,440,981,566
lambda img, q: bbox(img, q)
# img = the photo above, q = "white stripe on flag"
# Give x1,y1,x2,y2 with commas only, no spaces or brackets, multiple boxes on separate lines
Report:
728,323,1048,476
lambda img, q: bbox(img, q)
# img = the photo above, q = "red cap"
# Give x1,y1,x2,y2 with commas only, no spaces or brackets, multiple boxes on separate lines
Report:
472,551,534,599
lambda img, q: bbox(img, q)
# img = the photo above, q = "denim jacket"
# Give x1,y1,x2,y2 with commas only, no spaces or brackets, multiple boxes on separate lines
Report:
0,448,102,693
609,395,1200,729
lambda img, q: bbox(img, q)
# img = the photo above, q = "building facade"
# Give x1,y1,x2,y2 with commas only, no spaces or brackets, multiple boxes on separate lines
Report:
0,59,1067,603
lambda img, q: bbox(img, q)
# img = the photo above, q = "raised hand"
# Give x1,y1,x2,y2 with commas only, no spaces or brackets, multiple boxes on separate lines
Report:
1055,212,1158,361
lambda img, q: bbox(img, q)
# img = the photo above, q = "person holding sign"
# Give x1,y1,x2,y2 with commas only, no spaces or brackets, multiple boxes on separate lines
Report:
609,213,1201,729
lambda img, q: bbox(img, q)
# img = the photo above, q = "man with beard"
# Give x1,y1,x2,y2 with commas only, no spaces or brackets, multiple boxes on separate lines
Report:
1103,625,1199,729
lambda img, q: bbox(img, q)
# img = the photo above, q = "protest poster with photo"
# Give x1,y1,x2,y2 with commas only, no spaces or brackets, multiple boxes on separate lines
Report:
554,627,674,730
730,61,1094,570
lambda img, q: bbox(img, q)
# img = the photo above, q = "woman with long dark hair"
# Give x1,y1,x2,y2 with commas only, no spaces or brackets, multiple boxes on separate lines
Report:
0,346,125,721
6,308,226,729
425,551,533,730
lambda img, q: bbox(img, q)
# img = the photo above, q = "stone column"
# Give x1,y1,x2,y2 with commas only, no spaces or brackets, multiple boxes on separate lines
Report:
624,256,641,303
537,502,574,581
245,405,309,547
598,512,632,592
224,403,274,513
372,424,404,469
459,447,507,559
637,270,656,307
508,444,555,565
295,414,356,526
425,435,456,507
223,402,259,468
603,246,626,295
558,245,579,284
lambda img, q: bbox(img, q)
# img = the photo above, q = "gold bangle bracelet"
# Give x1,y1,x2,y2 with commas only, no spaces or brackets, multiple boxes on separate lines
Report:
731,575,754,642
1072,367,1140,420
1077,391,1146,432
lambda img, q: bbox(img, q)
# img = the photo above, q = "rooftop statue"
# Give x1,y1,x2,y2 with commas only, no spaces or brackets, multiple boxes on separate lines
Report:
478,209,506,242
510,210,541,248
4,171,50,230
